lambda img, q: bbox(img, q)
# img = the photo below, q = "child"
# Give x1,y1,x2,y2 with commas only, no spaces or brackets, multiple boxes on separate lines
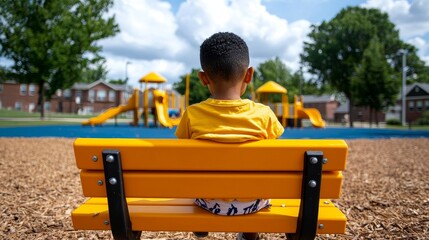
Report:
175,32,284,240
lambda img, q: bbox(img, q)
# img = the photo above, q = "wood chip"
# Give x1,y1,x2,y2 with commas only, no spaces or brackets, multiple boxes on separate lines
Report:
1,138,428,239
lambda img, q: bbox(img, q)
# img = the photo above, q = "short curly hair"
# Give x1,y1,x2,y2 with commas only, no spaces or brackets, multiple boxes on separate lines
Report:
200,32,249,82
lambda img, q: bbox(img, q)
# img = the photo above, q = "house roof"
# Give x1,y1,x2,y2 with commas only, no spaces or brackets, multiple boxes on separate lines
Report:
335,100,349,113
72,79,128,91
405,82,429,96
256,81,287,94
302,94,336,103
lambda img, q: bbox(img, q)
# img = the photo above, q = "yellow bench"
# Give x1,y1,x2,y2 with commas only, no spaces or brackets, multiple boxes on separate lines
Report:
71,138,348,240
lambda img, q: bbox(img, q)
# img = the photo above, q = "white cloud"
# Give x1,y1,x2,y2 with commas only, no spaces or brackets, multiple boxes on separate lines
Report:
100,0,194,86
101,0,190,60
176,0,311,69
104,54,187,87
102,0,312,87
361,0,429,38
361,0,429,64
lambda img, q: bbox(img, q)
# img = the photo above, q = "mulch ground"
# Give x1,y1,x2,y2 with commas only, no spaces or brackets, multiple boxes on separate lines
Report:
0,138,428,239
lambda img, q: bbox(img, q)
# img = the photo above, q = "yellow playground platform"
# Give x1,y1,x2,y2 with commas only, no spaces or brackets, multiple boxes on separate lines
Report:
256,81,325,128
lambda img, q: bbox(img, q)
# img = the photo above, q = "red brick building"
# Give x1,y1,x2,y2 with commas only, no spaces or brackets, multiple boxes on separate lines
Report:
0,81,39,112
404,83,429,123
0,80,132,114
301,95,339,122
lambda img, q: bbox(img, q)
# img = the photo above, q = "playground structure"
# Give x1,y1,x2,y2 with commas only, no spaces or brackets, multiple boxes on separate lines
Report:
82,88,140,127
82,72,184,128
294,95,326,128
83,72,324,128
255,81,325,128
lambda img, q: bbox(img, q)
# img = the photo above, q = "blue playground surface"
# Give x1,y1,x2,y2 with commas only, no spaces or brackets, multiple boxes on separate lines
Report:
1,124,428,139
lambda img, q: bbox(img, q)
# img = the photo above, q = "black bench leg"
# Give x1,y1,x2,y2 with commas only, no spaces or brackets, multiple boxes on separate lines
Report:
102,150,142,240
287,151,323,240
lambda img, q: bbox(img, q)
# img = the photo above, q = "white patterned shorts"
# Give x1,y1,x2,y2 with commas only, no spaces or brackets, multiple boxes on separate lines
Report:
194,198,271,216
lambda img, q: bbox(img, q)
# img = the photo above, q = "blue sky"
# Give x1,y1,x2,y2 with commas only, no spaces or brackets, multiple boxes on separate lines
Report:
1,0,429,87
166,0,365,23
101,0,429,87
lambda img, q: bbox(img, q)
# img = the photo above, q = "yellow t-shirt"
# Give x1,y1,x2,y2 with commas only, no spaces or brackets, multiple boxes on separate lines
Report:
175,98,284,142
175,98,284,204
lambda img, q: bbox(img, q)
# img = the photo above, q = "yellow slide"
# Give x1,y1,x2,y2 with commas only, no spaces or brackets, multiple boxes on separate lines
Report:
82,89,139,126
153,90,181,128
297,108,326,128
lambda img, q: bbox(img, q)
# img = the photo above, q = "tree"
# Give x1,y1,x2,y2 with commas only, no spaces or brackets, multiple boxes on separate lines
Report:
301,6,426,127
288,68,321,101
0,1,119,118
253,57,322,102
173,69,210,105
254,57,292,87
253,57,293,102
351,37,397,126
81,61,109,83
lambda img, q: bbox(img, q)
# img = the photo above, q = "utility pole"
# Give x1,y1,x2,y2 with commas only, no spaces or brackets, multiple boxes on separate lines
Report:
399,50,407,126
125,61,132,83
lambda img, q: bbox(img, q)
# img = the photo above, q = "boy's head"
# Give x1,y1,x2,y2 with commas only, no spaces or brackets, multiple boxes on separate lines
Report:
199,32,250,84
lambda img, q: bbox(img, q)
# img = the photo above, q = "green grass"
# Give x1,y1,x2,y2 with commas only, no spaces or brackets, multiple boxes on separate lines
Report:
0,109,135,119
0,109,138,126
386,124,429,130
0,121,80,127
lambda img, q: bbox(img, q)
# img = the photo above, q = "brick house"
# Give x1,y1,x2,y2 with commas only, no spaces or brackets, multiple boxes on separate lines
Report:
0,81,39,112
334,101,386,124
403,83,429,123
301,95,339,122
0,79,132,114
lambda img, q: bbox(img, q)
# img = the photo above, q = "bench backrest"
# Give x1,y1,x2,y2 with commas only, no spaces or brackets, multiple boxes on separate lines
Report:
74,138,348,200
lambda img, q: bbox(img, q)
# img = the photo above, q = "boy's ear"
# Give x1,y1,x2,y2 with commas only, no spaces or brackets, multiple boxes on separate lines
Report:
198,71,209,86
243,67,254,84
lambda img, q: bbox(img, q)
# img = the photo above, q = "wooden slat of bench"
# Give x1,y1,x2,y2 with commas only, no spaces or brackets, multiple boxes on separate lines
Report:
84,198,337,208
80,170,343,199
74,139,348,171
72,201,346,234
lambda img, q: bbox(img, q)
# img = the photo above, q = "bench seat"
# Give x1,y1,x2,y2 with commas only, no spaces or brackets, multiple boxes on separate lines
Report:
71,138,348,239
72,198,346,233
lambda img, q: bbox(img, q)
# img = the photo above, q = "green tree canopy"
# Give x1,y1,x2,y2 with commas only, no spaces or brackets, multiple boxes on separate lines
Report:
173,69,210,105
0,0,119,118
80,61,108,83
351,37,397,125
253,57,322,102
301,6,428,127
173,59,325,106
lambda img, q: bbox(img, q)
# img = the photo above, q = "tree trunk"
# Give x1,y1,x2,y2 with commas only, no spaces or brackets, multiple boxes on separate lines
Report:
38,81,45,119
369,108,372,127
375,110,379,127
348,97,354,128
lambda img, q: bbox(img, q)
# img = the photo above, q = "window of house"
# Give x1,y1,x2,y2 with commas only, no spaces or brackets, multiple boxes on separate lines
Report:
425,100,429,110
20,84,27,95
15,102,22,110
76,90,82,98
409,101,414,112
83,106,94,114
29,84,36,96
64,89,72,99
109,90,115,102
416,100,423,112
44,102,51,111
88,90,95,102
97,90,107,101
